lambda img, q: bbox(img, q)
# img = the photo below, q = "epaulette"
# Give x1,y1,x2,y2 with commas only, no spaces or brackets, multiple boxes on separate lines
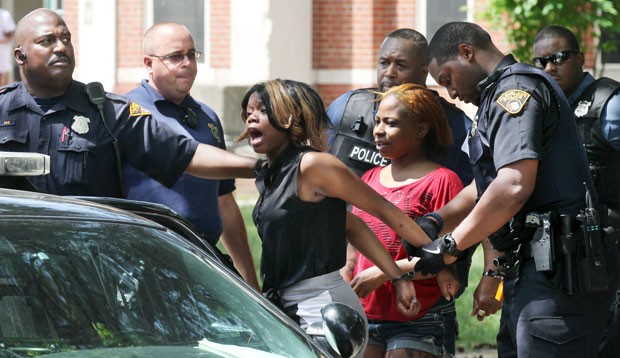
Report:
0,82,20,95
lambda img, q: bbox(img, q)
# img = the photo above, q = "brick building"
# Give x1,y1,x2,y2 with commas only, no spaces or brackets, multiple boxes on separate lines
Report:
3,0,619,144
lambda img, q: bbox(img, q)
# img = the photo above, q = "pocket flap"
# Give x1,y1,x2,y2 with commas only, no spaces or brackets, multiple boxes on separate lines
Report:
529,316,588,345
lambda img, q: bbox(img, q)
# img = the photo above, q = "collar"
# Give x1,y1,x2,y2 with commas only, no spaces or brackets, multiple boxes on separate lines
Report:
476,54,518,92
255,144,306,190
567,72,595,105
61,80,91,113
141,79,198,110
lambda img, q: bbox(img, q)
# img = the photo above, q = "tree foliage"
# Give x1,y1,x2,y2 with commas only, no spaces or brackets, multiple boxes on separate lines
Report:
480,0,620,66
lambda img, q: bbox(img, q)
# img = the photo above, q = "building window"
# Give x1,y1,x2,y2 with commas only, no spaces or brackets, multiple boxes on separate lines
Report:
426,0,467,40
152,0,205,63
601,30,620,64
44,0,64,16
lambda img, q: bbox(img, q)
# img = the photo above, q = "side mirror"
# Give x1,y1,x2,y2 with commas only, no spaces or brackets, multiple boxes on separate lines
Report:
307,302,367,358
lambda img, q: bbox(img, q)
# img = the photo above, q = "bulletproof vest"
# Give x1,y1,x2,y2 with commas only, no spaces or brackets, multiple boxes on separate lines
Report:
481,63,590,213
573,77,620,210
329,89,389,176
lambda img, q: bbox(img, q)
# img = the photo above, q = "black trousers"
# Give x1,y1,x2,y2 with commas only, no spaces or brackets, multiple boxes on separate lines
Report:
496,246,620,358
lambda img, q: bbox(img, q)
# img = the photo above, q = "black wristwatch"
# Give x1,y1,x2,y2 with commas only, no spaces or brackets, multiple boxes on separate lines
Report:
442,233,465,258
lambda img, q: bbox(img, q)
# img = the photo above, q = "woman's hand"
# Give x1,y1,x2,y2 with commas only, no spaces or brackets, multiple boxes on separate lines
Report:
349,266,386,298
393,279,420,317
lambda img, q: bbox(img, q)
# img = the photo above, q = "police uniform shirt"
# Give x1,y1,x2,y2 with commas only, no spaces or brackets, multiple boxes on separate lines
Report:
567,72,620,150
0,80,198,197
123,79,234,244
472,55,592,215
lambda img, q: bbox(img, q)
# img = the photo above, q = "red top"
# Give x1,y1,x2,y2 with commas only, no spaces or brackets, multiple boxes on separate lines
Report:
352,166,463,321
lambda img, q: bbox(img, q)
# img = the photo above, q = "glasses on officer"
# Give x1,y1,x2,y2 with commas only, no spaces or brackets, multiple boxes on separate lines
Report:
149,50,202,66
531,50,579,69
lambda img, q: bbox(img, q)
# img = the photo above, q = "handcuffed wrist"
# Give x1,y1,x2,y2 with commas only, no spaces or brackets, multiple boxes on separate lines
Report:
391,271,415,285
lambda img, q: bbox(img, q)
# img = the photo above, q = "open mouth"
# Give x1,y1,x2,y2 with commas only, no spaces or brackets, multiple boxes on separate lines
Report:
375,141,389,150
247,128,263,146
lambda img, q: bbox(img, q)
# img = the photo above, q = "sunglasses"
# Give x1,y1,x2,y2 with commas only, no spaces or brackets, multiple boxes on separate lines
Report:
531,50,579,69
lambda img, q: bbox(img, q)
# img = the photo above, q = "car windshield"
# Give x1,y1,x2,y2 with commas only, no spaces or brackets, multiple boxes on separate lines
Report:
0,219,321,357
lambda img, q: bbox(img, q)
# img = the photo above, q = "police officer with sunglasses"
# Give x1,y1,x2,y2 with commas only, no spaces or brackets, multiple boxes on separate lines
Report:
533,25,620,358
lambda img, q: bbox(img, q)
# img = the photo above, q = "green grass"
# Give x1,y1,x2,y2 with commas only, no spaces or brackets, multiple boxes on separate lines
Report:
223,204,500,350
455,246,500,349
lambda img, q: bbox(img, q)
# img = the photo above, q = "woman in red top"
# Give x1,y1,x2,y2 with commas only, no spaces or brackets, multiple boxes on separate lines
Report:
346,84,464,357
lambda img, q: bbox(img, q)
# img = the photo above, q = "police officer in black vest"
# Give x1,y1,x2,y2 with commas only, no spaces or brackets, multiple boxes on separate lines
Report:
415,22,620,357
532,25,620,358
327,28,473,185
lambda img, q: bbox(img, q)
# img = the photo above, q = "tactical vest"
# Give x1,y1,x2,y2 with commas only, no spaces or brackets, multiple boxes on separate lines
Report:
573,77,620,212
329,89,389,176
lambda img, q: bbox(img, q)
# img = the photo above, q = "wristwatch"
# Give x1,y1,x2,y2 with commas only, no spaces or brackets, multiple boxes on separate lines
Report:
442,233,465,258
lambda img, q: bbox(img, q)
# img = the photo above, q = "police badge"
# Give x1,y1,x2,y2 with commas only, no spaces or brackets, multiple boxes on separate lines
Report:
71,115,90,134
574,100,591,118
208,123,222,143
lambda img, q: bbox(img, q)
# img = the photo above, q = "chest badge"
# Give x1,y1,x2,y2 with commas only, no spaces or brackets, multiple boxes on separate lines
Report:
469,114,479,139
71,115,90,135
574,100,591,118
496,89,531,115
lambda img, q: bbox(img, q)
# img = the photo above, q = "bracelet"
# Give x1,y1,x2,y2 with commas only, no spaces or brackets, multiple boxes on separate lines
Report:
391,271,415,285
483,269,504,279
424,212,444,232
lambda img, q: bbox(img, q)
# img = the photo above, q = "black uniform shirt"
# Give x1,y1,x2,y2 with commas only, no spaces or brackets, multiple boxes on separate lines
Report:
0,80,198,197
472,55,593,216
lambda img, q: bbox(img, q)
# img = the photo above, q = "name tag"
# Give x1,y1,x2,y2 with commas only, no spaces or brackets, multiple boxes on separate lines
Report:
0,119,15,127
348,145,389,166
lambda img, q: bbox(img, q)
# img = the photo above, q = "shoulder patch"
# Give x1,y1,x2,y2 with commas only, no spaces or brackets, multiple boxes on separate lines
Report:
496,90,531,115
129,101,151,117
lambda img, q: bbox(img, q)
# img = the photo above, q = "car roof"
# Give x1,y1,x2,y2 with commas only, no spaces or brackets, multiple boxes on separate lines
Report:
0,188,161,228
0,188,236,272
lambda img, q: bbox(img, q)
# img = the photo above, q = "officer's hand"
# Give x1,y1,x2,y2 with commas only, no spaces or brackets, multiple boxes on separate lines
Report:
471,275,503,321
414,238,449,275
403,215,442,257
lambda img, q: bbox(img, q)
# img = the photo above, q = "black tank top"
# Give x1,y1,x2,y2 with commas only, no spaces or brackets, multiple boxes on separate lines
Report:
253,145,347,291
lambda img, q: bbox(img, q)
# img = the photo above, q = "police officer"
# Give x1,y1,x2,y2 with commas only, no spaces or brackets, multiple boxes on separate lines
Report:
122,22,259,290
532,25,620,357
414,22,620,357
327,28,473,185
1,8,256,196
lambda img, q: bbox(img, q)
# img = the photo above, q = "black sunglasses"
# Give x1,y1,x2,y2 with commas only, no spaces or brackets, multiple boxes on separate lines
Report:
531,50,579,69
